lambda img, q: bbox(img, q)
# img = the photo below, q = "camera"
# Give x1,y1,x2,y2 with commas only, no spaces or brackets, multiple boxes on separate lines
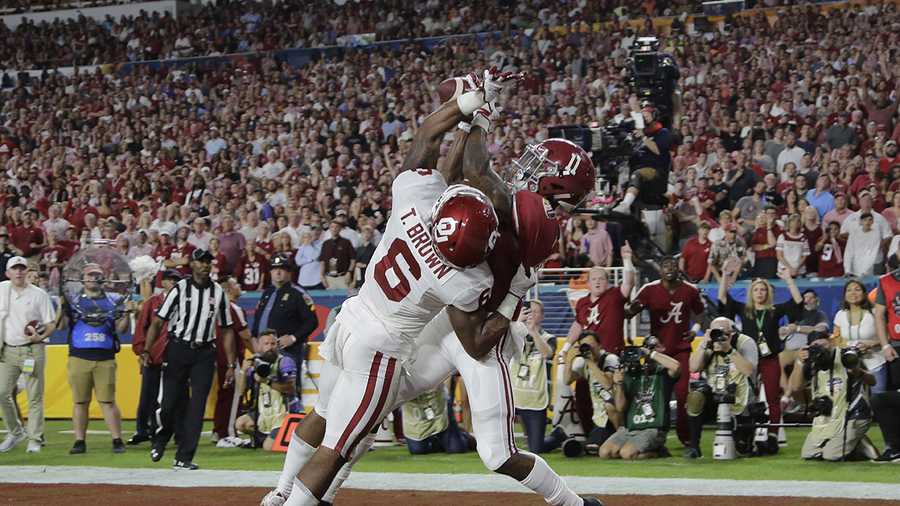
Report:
810,396,834,418
713,382,738,405
807,343,834,371
708,328,728,344
253,354,275,378
841,346,860,370
625,37,679,128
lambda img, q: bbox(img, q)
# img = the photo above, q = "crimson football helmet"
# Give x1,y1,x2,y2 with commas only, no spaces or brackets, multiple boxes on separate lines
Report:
430,185,500,269
513,190,560,268
512,138,596,213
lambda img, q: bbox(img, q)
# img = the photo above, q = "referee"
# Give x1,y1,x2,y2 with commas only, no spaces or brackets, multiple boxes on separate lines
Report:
142,249,236,470
252,254,318,389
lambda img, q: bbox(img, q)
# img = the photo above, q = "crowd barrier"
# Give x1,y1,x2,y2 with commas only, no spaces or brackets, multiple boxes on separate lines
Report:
15,274,875,420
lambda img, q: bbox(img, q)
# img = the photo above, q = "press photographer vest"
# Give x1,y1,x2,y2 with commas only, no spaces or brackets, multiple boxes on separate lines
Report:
879,274,900,341
512,339,550,411
705,333,753,415
808,350,859,443
256,356,289,435
624,369,669,431
586,365,613,428
69,294,118,351
401,388,448,441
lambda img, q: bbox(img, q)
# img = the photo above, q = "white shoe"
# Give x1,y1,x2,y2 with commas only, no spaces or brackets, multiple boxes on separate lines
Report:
26,440,41,453
216,436,244,448
210,432,220,444
0,432,27,453
260,489,288,506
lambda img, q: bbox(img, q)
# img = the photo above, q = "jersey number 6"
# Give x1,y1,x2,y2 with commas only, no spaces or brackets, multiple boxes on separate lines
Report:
374,239,422,302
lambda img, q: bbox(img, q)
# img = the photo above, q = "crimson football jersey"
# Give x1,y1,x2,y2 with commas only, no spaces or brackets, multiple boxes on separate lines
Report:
635,280,704,354
484,229,522,315
575,288,626,354
235,254,270,291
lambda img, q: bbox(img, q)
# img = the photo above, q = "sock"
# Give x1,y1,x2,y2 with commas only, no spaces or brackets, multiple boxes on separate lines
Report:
284,478,319,506
277,433,316,495
322,433,375,502
519,452,582,506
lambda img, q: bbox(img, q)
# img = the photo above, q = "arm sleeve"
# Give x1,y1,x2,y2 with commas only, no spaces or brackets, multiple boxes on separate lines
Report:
293,290,319,340
132,298,154,355
156,285,180,321
39,290,56,326
217,290,234,327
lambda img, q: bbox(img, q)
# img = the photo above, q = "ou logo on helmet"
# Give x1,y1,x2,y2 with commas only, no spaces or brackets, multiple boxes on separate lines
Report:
434,217,458,243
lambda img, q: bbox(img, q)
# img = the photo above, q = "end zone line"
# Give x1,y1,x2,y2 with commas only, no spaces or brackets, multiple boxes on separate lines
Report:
1,466,898,500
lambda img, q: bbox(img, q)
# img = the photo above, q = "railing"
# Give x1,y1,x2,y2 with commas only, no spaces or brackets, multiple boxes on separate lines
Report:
530,267,641,341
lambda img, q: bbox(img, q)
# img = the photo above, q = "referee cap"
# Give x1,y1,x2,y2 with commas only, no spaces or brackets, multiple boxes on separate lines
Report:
191,249,214,262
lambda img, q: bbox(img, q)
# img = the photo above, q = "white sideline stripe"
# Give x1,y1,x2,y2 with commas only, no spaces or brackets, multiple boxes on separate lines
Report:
1,466,899,500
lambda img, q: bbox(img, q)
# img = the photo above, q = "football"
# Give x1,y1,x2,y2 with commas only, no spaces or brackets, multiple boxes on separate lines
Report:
437,76,478,103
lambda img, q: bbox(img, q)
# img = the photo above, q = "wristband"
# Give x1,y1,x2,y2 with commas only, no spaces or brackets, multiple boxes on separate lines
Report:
884,344,894,351
496,292,520,320
471,113,492,133
457,90,485,116
560,342,572,354
457,121,471,133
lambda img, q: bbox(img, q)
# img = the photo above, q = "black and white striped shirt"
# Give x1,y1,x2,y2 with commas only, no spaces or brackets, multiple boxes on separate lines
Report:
156,278,233,345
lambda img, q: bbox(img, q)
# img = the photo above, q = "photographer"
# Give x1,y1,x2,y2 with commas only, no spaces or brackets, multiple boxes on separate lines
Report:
562,331,622,452
790,331,875,461
685,317,759,459
511,301,555,454
234,330,301,451
613,100,673,214
598,337,681,460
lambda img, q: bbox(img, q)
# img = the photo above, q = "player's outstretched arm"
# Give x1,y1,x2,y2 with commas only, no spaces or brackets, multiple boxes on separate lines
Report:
439,127,469,184
463,125,513,226
448,306,509,360
401,100,467,173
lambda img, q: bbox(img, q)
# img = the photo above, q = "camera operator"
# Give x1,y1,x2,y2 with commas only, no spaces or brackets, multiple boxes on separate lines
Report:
598,337,681,460
511,301,555,454
562,331,622,453
685,317,758,459
612,100,673,214
791,331,875,461
234,329,301,451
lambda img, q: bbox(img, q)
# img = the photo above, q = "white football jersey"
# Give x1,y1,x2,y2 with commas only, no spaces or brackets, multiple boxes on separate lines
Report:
345,169,493,361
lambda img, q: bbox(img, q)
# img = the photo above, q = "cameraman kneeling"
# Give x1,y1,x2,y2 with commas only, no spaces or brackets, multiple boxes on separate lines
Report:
235,330,301,450
791,331,875,461
686,317,758,459
561,332,622,455
598,337,681,460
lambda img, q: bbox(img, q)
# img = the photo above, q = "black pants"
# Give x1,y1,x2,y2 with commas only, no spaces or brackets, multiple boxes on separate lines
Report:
135,364,162,437
872,391,900,450
153,340,216,462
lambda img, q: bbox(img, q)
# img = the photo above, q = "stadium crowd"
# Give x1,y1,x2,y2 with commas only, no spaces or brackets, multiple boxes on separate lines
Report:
0,0,899,468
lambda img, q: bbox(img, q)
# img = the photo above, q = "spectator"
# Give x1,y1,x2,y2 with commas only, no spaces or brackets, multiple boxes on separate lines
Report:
0,256,56,454
734,180,767,235
780,289,829,408
834,279,887,394
42,204,71,242
511,301,556,454
295,230,324,290
351,224,377,290
750,207,780,279
776,213,810,278
217,215,246,275
679,221,712,283
822,193,852,228
805,174,835,219
59,263,131,455
234,330,302,451
776,131,806,175
582,217,613,267
707,225,748,282
0,229,16,281
10,209,45,260
187,218,213,251
251,254,318,388
825,113,858,151
844,213,883,277
212,276,254,447
598,340,681,460
234,240,270,292
319,219,355,290
814,221,845,278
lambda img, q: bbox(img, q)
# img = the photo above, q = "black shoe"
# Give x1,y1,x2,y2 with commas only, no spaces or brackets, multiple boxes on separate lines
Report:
112,438,126,454
69,440,86,455
658,446,672,458
172,460,199,470
684,446,701,459
873,448,900,463
150,444,165,462
581,497,604,506
767,436,780,455
127,434,150,445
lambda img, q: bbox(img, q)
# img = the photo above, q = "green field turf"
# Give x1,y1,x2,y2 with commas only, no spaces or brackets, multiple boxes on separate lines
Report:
0,420,895,484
